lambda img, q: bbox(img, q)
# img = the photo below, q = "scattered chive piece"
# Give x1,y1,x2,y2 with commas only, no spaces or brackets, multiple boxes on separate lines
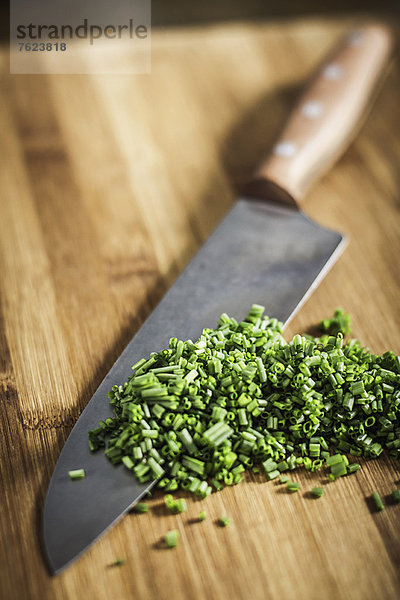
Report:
311,487,324,498
320,308,351,336
199,511,206,521
277,460,289,472
219,516,231,527
266,469,280,481
133,502,149,513
68,469,85,480
175,499,187,513
164,495,187,514
280,476,289,484
392,489,400,504
110,558,125,567
287,481,300,493
330,462,347,478
372,491,385,511
164,494,175,510
326,454,344,467
88,305,400,498
347,463,361,474
326,454,351,479
165,529,179,548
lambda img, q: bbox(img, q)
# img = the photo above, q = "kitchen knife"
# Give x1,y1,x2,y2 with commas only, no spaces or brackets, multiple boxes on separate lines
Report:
43,24,392,574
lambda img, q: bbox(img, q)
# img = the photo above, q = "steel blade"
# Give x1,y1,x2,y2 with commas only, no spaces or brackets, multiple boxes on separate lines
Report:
43,197,346,573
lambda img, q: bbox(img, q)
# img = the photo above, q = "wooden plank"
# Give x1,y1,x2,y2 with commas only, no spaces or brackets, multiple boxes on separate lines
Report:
0,75,79,428
1,16,400,600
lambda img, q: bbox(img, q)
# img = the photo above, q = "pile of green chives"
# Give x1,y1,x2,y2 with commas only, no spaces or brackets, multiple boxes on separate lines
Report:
88,305,400,496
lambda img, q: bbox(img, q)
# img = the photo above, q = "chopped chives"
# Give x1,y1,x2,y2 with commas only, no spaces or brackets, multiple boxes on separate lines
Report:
199,511,206,521
164,494,175,509
266,469,280,480
262,458,278,474
287,481,300,492
203,422,233,447
147,457,165,479
164,494,187,513
68,469,85,480
165,529,179,548
175,499,187,513
133,502,149,513
330,462,347,478
319,308,351,336
372,491,385,511
109,558,125,567
391,489,400,504
182,456,205,476
277,460,289,472
280,475,289,483
311,487,324,498
122,456,135,470
326,454,345,467
347,463,361,474
218,516,231,527
178,429,197,454
88,306,400,501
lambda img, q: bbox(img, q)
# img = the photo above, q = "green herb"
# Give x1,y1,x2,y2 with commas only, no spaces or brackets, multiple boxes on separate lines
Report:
330,460,347,478
110,558,125,567
280,476,289,484
311,487,324,498
219,516,231,527
164,495,187,514
198,511,206,521
392,489,400,504
277,460,289,472
88,306,400,497
133,502,149,513
372,491,385,511
165,529,179,548
320,308,351,336
347,463,361,474
176,499,187,513
287,481,300,493
68,469,85,480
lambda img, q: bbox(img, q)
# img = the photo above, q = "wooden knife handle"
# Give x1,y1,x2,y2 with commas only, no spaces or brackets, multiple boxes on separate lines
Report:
244,24,393,206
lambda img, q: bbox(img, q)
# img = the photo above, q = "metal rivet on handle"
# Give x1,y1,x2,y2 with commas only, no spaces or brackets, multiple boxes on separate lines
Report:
301,101,324,119
323,63,344,80
273,142,297,157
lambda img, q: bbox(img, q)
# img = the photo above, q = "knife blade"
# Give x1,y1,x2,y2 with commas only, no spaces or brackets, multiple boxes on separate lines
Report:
43,24,392,574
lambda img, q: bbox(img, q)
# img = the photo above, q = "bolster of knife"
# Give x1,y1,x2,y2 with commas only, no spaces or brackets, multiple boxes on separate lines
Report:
244,23,393,207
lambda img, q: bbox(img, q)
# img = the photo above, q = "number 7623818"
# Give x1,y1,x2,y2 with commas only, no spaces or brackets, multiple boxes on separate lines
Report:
18,42,67,51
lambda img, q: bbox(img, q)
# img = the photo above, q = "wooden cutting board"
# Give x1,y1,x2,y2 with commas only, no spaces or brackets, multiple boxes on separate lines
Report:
1,15,400,600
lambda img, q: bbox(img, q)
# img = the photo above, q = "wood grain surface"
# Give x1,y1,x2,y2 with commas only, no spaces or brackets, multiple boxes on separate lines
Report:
1,15,400,600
